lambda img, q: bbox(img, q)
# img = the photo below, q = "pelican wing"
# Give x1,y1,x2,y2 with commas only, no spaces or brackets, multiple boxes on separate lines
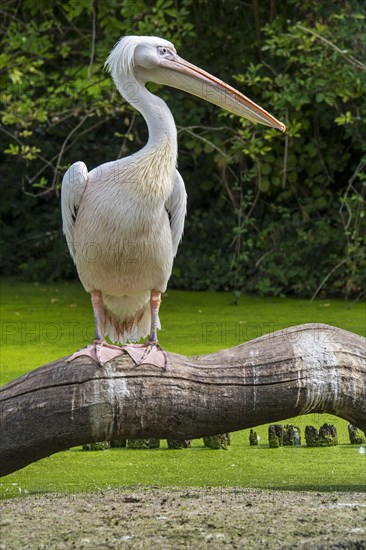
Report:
61,161,88,261
165,170,187,256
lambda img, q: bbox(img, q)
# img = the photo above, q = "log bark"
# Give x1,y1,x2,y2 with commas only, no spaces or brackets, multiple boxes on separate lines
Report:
1,323,365,476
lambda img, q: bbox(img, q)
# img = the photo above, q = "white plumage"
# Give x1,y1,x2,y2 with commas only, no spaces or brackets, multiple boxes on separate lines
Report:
62,35,285,366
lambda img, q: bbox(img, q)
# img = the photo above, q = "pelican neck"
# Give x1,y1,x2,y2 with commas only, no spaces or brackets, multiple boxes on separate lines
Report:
116,73,178,156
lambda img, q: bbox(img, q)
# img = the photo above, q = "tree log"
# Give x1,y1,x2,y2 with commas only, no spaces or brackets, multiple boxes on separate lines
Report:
1,323,365,476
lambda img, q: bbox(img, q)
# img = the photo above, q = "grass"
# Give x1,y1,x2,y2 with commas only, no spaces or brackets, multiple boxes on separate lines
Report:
1,278,365,498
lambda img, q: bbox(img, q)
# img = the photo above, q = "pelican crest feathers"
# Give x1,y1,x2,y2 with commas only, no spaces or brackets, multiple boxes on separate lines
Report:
104,35,175,78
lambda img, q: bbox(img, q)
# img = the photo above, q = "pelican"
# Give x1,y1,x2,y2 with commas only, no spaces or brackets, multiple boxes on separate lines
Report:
62,35,285,368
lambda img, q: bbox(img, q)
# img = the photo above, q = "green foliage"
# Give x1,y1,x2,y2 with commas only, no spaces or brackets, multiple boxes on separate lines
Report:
1,0,365,297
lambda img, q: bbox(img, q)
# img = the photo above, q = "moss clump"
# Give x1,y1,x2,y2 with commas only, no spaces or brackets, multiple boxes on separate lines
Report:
203,434,230,450
305,424,338,447
249,429,259,446
127,439,160,449
82,441,110,451
268,425,283,448
166,439,192,449
283,425,301,446
109,439,127,448
268,424,301,447
348,424,366,445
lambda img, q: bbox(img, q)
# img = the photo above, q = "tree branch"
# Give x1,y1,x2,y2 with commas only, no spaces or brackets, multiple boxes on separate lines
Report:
1,324,365,476
297,24,366,71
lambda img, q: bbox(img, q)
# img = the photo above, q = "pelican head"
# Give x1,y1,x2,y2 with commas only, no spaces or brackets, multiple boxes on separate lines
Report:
105,36,286,132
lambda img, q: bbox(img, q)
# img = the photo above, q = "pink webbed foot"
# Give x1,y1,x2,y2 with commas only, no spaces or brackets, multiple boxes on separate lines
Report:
68,340,124,367
122,342,168,370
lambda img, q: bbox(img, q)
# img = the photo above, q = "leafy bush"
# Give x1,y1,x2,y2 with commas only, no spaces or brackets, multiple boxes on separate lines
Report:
1,0,365,298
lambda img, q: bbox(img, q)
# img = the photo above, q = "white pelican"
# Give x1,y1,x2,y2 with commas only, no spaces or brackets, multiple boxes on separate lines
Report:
62,35,285,368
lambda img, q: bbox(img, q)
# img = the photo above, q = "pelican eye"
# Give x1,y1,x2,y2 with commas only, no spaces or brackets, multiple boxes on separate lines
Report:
158,46,171,56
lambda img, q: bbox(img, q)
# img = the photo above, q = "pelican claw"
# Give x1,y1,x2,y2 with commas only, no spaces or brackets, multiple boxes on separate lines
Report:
67,341,124,366
122,343,168,370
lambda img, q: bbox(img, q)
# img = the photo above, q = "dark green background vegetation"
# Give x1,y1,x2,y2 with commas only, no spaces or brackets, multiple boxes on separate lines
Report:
1,0,365,298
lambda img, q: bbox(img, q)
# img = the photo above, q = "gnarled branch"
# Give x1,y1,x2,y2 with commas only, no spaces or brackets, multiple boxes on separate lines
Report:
1,323,365,476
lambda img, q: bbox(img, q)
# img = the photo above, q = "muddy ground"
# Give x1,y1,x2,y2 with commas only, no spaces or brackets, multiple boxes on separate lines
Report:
1,487,365,549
